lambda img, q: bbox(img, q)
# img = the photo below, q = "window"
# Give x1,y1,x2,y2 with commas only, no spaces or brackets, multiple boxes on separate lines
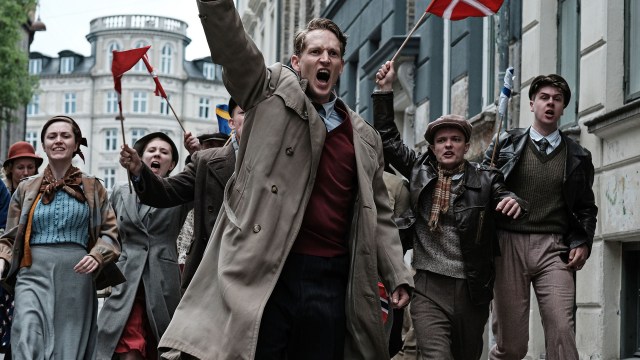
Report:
203,62,215,80
133,41,148,72
132,91,148,113
29,58,42,75
131,128,147,144
27,94,39,115
161,44,172,74
199,97,210,119
106,91,118,113
626,0,640,100
60,57,74,74
25,131,38,150
64,92,76,114
105,129,118,151
160,94,171,115
107,42,121,70
557,0,580,126
102,168,117,191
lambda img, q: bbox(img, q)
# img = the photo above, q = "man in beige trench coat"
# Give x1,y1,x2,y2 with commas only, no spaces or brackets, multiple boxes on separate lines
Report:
146,1,413,359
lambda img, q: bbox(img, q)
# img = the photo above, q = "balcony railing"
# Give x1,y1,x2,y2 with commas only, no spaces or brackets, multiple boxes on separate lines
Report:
90,15,188,35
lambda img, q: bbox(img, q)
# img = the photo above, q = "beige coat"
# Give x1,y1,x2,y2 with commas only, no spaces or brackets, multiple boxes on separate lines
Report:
157,1,413,359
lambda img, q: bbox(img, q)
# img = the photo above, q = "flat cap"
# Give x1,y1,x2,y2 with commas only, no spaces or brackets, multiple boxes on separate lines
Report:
424,114,472,144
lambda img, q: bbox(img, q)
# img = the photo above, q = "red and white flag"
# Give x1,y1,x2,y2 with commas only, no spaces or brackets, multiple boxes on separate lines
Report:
426,0,504,20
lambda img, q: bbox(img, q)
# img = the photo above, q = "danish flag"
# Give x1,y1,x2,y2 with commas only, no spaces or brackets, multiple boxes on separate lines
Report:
426,0,504,20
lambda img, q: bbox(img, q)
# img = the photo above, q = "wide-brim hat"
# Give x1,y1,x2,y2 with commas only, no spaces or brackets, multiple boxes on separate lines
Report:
197,132,229,144
133,132,180,173
424,115,473,144
3,141,44,168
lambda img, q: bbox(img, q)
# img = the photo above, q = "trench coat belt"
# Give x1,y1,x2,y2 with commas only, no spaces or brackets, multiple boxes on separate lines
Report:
223,172,240,228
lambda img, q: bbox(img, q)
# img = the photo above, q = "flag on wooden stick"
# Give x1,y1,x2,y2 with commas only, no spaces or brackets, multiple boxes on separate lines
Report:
111,46,151,120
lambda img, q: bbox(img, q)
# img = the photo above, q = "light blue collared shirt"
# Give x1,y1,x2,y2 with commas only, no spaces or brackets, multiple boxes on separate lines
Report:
316,93,344,132
529,126,561,154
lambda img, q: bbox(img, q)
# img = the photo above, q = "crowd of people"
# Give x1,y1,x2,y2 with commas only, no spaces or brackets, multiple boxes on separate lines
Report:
0,0,597,359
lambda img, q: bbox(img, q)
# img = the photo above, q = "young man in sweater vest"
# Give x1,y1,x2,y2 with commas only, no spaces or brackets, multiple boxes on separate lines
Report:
483,74,598,360
373,61,526,359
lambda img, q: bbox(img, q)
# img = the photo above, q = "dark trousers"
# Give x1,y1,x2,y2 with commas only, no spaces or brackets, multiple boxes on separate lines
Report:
411,270,489,360
255,253,349,360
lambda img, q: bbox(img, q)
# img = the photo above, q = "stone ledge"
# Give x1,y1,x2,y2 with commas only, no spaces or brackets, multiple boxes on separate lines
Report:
585,99,640,139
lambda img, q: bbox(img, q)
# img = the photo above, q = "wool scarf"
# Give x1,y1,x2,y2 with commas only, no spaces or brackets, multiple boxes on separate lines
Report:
428,162,465,231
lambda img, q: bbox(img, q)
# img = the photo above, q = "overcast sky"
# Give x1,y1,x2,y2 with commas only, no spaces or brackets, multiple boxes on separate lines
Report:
31,0,211,60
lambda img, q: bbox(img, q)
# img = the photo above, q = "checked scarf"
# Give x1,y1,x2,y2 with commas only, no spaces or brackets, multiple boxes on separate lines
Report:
428,162,465,231
39,165,86,205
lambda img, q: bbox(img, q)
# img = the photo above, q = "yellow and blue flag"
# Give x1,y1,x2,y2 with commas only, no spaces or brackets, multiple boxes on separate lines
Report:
215,104,232,135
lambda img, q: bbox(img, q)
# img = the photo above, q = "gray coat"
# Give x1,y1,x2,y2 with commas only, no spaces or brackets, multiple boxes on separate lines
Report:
96,182,189,359
157,1,413,359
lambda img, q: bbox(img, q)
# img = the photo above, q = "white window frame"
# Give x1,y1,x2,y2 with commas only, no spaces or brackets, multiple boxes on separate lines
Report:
29,58,42,75
64,92,76,114
105,128,118,151
161,44,173,74
203,62,215,80
27,94,40,116
107,42,121,71
130,128,147,144
160,94,171,115
198,97,210,119
102,167,117,191
134,41,148,72
132,91,148,113
60,57,74,74
106,91,118,114
26,131,38,151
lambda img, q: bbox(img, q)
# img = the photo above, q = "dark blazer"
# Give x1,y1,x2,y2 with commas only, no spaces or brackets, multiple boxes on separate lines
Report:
482,127,598,252
135,144,236,293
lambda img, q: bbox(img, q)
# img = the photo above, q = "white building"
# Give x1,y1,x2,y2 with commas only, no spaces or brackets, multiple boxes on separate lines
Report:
26,14,230,189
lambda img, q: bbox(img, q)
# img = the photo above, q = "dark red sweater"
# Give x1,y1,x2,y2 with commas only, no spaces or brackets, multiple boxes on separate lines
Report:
290,107,357,257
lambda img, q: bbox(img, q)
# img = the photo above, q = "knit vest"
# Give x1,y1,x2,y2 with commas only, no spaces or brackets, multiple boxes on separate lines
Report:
500,139,568,234
290,108,356,257
413,177,466,279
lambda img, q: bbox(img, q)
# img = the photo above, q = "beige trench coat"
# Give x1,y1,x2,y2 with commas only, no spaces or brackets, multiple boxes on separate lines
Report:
157,1,413,359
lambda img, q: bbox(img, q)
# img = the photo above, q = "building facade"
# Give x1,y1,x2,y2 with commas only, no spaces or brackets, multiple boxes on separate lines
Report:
238,0,333,64
26,14,230,189
324,0,640,358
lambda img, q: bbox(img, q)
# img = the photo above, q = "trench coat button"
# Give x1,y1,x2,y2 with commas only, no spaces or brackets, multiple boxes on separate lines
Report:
271,185,278,194
253,224,261,233
208,206,214,213
120,216,123,221
143,245,148,251
285,147,294,156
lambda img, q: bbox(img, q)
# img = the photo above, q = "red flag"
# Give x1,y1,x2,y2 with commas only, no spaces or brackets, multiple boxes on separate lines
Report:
141,55,167,98
426,0,503,20
111,46,151,95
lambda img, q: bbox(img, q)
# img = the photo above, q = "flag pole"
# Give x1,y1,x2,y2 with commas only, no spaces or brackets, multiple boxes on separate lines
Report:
165,99,186,133
391,11,429,62
490,66,514,167
116,107,133,193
